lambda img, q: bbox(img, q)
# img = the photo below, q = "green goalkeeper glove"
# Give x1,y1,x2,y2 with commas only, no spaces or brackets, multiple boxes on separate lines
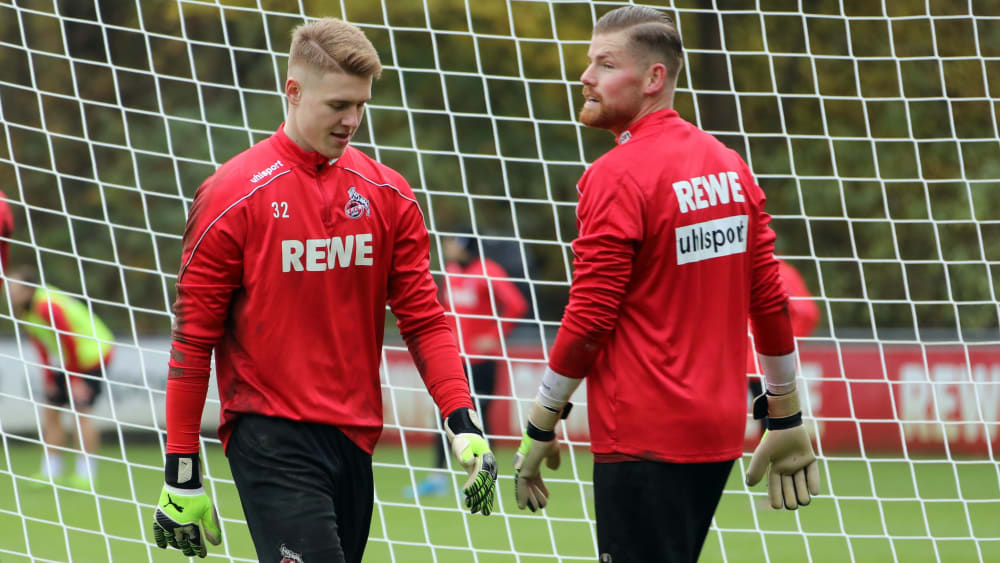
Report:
513,400,572,512
152,453,222,558
746,390,821,510
444,407,497,515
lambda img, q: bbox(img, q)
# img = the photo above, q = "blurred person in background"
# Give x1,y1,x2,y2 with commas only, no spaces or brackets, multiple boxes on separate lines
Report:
8,267,113,490
407,233,528,497
0,190,13,273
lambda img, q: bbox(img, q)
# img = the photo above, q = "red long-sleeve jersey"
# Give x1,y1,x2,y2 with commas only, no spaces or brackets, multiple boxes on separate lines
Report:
548,109,792,463
166,125,471,455
442,258,528,364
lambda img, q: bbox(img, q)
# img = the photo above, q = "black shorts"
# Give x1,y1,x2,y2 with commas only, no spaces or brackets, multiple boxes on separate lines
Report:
226,414,374,563
45,368,104,409
594,458,735,563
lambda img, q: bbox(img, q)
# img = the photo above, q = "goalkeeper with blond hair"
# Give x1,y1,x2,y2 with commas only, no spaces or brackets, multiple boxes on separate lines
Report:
151,17,496,562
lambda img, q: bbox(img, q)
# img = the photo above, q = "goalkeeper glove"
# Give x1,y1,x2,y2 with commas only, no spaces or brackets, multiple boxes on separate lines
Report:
152,453,222,558
444,407,497,515
746,389,821,510
513,400,572,512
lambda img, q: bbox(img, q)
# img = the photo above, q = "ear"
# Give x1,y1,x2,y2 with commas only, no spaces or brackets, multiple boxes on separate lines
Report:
644,62,667,96
285,77,302,104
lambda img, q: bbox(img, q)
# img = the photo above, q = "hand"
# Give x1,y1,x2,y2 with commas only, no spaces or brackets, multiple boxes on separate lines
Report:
152,453,222,557
512,430,560,511
512,400,571,512
746,390,820,509
153,486,222,557
444,408,497,515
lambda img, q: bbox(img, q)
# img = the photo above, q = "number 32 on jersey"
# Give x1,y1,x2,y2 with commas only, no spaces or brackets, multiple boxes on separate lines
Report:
272,201,289,218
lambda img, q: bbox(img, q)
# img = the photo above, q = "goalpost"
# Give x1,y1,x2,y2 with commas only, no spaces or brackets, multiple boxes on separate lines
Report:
1,0,998,561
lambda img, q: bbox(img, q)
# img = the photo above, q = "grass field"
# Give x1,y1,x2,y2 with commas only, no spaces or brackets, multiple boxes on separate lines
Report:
1,437,998,562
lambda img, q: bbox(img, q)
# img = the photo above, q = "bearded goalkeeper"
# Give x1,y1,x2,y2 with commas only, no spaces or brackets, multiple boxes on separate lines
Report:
512,6,819,563
152,17,496,562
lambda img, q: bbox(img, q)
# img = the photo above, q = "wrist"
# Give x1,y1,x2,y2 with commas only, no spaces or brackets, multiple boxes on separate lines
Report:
445,407,484,437
537,366,582,411
758,352,797,395
527,398,562,432
766,389,801,418
525,396,574,441
164,452,202,490
752,390,804,430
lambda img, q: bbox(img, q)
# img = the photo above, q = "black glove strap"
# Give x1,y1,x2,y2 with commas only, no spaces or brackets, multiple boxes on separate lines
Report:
446,407,483,437
526,421,556,442
165,453,202,490
525,402,572,442
766,412,803,430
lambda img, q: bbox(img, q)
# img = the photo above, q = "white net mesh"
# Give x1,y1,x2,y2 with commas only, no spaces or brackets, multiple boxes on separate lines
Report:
1,1,999,561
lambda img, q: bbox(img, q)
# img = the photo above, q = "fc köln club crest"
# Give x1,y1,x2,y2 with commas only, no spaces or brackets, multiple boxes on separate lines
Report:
344,186,371,219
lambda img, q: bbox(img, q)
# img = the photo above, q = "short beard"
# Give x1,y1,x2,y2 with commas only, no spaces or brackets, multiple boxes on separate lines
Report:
578,104,623,132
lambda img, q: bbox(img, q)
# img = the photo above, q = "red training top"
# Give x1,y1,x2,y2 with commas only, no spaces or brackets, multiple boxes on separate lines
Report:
166,125,472,455
442,258,528,365
548,109,794,464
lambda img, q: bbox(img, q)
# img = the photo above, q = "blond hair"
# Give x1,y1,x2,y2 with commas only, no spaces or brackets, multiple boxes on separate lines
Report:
594,6,684,80
289,18,382,79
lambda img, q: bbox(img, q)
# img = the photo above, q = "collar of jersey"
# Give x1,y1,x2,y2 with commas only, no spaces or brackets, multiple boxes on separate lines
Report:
271,123,344,171
615,108,679,145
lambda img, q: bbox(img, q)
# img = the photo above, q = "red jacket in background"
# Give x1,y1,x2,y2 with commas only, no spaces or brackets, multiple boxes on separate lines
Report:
442,258,528,364
166,126,471,455
0,190,13,272
548,109,790,464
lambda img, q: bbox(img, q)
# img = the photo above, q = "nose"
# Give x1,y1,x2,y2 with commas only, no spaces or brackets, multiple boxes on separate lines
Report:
343,106,362,129
580,63,595,85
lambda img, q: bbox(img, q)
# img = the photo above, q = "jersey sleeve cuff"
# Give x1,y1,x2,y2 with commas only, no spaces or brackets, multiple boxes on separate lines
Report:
548,325,600,379
749,307,795,356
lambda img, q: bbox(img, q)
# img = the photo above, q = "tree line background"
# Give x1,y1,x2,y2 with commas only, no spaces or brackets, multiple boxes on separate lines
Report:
1,0,1000,344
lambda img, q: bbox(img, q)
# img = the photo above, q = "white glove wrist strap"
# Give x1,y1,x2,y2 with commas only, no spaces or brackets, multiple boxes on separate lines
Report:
758,352,797,395
537,366,582,410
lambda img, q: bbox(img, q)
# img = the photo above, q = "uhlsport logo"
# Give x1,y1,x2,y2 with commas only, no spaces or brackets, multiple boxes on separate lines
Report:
675,214,748,265
250,159,283,183
344,186,371,219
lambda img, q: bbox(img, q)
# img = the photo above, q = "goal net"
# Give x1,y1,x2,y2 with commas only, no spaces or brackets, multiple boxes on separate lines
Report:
1,0,998,561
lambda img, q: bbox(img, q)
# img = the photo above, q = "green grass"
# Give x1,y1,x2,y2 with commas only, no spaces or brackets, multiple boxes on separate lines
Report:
1,437,998,562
